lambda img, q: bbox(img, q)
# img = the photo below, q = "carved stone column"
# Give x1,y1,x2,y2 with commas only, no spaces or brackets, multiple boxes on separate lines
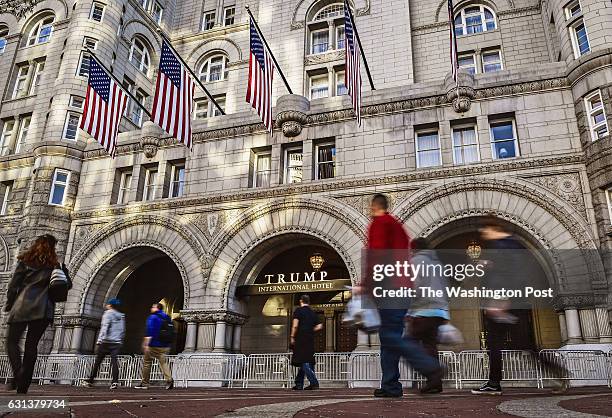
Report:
51,324,64,354
444,70,476,114
595,308,612,343
578,309,599,343
184,321,197,352
213,321,227,353
565,309,583,344
196,323,215,352
70,326,83,353
557,311,568,344
232,324,242,353
275,94,310,138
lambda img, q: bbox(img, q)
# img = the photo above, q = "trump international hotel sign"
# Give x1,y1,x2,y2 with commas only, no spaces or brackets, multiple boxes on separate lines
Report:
236,271,351,296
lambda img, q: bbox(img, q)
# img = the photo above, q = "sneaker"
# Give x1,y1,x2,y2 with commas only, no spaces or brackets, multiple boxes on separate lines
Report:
304,384,319,391
292,386,303,390
109,383,119,390
165,380,174,390
81,380,93,388
134,383,148,389
374,388,402,398
471,382,502,395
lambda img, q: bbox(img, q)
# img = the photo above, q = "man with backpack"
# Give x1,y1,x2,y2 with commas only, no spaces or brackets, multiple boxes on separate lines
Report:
134,303,174,390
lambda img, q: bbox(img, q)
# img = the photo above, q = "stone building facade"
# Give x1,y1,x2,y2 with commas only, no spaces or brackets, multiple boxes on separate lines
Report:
0,0,611,354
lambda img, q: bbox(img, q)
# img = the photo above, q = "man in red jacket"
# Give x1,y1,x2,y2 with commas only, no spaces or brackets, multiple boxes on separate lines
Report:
365,194,443,397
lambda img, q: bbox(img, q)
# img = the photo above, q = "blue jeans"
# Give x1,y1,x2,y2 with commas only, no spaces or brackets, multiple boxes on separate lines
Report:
295,362,319,388
378,309,439,395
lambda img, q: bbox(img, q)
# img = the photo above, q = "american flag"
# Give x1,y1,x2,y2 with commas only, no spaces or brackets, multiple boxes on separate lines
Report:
448,0,459,84
344,1,362,126
152,40,196,149
246,19,275,132
80,57,128,157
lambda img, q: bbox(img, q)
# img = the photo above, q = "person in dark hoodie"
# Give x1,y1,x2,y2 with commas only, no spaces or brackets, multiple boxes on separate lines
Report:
134,303,174,390
82,298,125,389
4,234,72,394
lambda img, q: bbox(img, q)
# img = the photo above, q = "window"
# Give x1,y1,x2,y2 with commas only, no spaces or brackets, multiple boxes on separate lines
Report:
139,0,150,9
12,66,29,99
89,2,105,22
202,11,216,30
130,90,145,127
314,3,344,21
129,38,150,74
585,91,609,141
0,120,15,156
169,164,185,198
490,120,519,159
152,2,164,24
29,61,45,95
0,27,8,54
310,74,329,99
117,171,132,204
63,112,81,141
284,147,303,184
415,131,441,168
335,71,347,96
482,49,502,73
78,38,98,77
570,20,590,58
254,151,271,187
311,29,329,54
143,167,158,201
0,182,12,215
565,0,582,20
69,95,85,109
454,5,496,37
27,15,54,46
49,169,70,206
452,126,480,165
336,26,345,50
606,188,612,224
315,142,336,180
199,55,228,82
194,95,225,119
224,7,235,26
14,117,30,154
458,53,477,75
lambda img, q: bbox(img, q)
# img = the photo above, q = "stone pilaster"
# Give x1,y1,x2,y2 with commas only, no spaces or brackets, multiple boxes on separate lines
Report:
565,309,583,344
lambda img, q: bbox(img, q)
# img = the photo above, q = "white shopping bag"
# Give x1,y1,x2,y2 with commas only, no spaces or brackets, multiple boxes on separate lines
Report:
343,294,380,333
437,323,464,345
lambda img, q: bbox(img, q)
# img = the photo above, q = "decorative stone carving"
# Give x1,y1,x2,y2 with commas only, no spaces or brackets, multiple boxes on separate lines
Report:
180,309,248,325
304,50,344,66
445,71,476,114
140,136,160,158
275,95,310,138
334,190,417,217
181,209,244,242
72,223,107,254
525,173,587,218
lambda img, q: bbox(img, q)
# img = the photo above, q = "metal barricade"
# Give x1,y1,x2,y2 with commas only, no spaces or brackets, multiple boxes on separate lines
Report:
458,350,539,388
0,355,12,384
35,355,80,385
412,351,460,389
348,352,380,388
311,353,350,386
125,355,178,387
539,350,609,388
74,355,137,387
609,351,612,388
175,354,247,388
243,353,292,388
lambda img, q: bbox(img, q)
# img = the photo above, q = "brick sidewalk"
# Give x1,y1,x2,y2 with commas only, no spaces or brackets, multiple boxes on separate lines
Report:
0,386,609,417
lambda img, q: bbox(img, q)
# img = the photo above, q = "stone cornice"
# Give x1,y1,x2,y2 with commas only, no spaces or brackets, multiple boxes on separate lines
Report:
180,309,247,324
72,154,584,220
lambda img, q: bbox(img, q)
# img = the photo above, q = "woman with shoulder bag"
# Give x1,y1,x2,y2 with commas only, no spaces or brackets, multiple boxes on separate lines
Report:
4,234,72,394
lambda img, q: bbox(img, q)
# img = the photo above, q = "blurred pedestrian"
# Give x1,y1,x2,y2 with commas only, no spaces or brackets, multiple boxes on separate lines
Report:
4,234,72,394
81,298,125,389
291,295,323,390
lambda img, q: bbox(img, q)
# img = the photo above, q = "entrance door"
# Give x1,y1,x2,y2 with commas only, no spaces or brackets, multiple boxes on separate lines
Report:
336,313,357,352
482,310,536,350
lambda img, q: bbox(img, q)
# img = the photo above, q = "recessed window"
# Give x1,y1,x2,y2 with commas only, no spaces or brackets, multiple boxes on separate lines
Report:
152,2,164,24
63,112,81,141
336,26,345,50
49,169,70,206
311,29,329,54
27,15,54,46
458,53,477,75
0,120,15,156
309,74,329,99
585,91,609,141
77,52,92,77
202,11,216,31
452,126,480,165
606,188,612,225
83,37,98,50
14,116,30,154
0,181,12,215
199,55,228,82
314,3,344,20
12,66,29,99
564,0,582,20
415,131,442,168
315,142,336,180
29,60,45,95
454,5,496,37
69,95,85,109
124,79,145,127
490,120,519,159
143,167,158,201
194,95,225,120
117,170,132,204
253,151,271,188
0,27,8,54
129,38,151,74
89,2,105,22
224,7,235,26
139,0,150,9
570,20,590,58
307,2,345,56
169,163,186,198
335,71,347,96
284,147,303,184
482,49,503,73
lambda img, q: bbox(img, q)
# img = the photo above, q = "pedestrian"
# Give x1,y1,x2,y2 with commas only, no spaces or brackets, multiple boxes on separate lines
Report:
408,238,449,364
134,303,174,390
362,194,443,397
81,298,125,389
4,234,72,394
290,295,323,390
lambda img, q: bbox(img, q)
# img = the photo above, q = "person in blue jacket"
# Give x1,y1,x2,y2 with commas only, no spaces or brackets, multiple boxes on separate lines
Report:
134,303,174,389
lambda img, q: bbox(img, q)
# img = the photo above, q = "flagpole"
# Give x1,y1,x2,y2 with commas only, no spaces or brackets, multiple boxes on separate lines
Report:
156,31,226,116
85,49,153,119
245,5,293,95
345,2,375,91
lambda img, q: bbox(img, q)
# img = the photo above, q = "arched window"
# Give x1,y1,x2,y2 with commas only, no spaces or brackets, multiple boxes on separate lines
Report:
313,3,344,21
129,37,151,74
0,26,8,54
198,54,229,83
26,15,55,46
307,2,345,55
454,5,496,37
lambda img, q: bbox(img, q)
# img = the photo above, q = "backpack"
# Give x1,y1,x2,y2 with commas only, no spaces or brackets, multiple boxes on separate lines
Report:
156,313,175,344
49,268,69,303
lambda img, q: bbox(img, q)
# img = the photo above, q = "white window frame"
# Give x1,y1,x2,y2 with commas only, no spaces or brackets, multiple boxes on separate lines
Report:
152,2,164,24
606,188,612,225
89,2,105,22
223,6,236,26
489,119,520,160
12,66,29,99
169,164,186,198
458,52,477,75
415,130,442,168
314,141,336,180
117,171,132,204
14,116,30,154
29,60,45,95
481,49,503,73
253,152,272,188
77,51,92,77
309,74,329,100
585,90,609,141
62,111,81,141
129,38,151,74
336,25,345,50
49,169,70,206
313,3,344,21
199,55,228,83
139,0,150,10
454,5,497,37
0,120,15,156
452,125,481,166
27,16,54,46
284,146,304,184
569,19,590,58
143,168,158,201
69,95,85,109
564,0,582,20
310,28,330,55
335,70,347,96
0,27,8,54
0,182,11,215
202,11,216,31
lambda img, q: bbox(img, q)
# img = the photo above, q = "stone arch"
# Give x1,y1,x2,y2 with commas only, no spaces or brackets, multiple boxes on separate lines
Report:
186,38,242,67
291,0,370,30
435,0,513,23
120,19,161,51
203,197,369,312
66,215,208,316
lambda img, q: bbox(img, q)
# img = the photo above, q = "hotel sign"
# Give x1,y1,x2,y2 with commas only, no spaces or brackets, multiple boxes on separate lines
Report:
236,272,351,296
